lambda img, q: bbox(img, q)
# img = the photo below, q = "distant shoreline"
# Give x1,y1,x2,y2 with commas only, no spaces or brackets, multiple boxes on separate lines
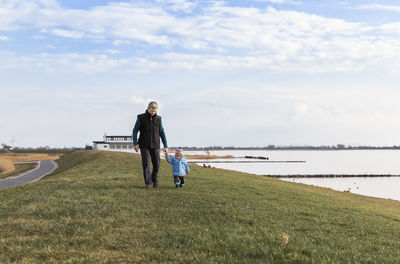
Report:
180,147,400,151
266,174,400,178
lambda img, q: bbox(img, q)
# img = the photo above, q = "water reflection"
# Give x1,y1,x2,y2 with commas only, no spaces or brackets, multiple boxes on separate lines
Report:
186,149,400,201
281,176,400,201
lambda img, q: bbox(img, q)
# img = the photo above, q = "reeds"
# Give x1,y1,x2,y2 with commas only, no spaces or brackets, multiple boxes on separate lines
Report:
0,154,60,174
0,158,15,174
0,154,61,162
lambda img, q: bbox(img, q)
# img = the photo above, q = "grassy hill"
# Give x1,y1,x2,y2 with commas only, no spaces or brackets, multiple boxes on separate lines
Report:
1,150,400,263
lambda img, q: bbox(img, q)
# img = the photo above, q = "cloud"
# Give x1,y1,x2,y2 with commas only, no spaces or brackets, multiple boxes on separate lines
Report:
0,36,9,40
1,1,400,73
131,96,146,104
112,40,130,46
0,0,61,30
0,51,134,73
50,28,85,38
379,23,400,34
155,0,196,12
254,0,300,4
357,4,400,13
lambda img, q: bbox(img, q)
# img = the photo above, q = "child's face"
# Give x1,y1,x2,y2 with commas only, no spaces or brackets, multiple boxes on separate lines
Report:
175,152,182,160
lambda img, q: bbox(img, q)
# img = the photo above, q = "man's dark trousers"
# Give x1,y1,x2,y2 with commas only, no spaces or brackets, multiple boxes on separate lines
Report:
140,148,160,186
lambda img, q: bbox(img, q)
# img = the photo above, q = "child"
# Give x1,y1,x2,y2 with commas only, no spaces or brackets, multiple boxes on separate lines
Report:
165,148,190,188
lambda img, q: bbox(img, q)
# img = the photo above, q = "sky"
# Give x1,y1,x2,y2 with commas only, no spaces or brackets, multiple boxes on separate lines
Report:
1,0,400,148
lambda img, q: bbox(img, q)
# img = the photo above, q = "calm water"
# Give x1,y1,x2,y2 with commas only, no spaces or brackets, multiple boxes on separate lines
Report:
185,149,400,201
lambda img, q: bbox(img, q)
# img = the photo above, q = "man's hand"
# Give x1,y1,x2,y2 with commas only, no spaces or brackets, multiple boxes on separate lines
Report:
186,171,190,175
164,148,168,155
134,145,139,152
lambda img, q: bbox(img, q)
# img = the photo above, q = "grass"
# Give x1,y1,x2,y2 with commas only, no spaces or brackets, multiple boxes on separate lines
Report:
0,163,37,180
1,150,400,263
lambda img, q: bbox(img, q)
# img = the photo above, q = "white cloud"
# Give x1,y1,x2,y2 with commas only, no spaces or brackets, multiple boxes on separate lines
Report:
1,1,400,73
2,41,400,74
51,28,85,39
156,0,196,12
0,36,9,40
0,51,133,73
254,0,300,4
131,96,146,104
357,4,400,13
104,49,120,55
379,23,400,34
112,40,130,46
0,0,61,30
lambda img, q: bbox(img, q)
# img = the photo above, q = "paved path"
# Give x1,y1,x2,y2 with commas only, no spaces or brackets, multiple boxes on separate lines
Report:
0,160,58,190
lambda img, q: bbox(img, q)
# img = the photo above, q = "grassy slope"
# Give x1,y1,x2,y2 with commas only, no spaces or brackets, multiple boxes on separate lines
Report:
1,151,400,263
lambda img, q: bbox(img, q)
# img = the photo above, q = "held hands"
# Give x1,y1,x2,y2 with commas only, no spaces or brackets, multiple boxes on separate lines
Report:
135,146,168,155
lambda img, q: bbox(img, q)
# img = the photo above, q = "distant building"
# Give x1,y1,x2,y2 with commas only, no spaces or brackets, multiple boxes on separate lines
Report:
93,134,134,151
1,144,13,151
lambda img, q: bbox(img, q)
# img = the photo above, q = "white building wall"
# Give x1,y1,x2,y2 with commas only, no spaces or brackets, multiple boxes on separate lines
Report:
94,143,110,150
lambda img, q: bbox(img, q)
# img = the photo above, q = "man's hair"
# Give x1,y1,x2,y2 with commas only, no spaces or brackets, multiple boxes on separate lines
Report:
148,101,158,109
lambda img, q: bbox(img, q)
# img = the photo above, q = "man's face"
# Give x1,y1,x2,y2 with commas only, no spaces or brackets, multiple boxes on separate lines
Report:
147,107,158,116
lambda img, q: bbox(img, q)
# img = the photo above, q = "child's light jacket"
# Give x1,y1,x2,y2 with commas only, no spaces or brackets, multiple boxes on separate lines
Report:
166,155,190,176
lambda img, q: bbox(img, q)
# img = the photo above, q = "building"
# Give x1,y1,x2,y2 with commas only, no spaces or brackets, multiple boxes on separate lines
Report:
93,134,134,151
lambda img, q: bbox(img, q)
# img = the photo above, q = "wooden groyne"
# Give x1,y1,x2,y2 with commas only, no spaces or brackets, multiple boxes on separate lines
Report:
244,156,269,160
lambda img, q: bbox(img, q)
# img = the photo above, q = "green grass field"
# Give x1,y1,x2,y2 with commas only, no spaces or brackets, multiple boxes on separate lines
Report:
1,150,400,263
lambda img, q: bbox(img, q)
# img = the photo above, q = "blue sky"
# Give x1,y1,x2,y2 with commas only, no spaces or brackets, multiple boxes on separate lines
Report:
1,0,400,148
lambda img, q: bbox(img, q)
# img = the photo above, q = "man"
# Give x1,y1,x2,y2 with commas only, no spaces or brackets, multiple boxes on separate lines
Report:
132,101,168,188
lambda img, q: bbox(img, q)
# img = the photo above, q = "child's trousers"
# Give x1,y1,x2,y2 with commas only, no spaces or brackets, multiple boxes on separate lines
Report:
174,176,185,186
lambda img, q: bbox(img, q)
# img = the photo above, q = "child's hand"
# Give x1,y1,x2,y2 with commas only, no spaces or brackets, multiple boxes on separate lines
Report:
186,171,190,175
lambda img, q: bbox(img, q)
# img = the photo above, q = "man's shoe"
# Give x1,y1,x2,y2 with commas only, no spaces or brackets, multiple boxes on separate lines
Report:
153,182,158,188
146,184,151,189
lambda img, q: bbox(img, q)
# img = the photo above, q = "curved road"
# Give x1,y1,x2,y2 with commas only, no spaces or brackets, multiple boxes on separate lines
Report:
0,160,58,190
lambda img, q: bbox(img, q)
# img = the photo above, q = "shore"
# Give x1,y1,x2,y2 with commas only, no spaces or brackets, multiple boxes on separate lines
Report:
266,174,400,178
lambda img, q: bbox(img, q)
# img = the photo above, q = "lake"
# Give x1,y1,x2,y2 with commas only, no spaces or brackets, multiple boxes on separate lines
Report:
185,149,400,201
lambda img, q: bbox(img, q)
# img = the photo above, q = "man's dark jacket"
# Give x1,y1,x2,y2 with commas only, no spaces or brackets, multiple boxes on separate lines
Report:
132,111,167,149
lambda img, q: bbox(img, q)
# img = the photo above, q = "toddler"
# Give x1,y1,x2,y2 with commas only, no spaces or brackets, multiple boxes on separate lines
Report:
165,148,190,188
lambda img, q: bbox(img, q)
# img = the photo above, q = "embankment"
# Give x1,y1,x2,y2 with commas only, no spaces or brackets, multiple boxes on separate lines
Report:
1,150,400,263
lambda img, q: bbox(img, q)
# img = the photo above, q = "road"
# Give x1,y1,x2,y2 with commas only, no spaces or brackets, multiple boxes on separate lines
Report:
0,160,58,190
